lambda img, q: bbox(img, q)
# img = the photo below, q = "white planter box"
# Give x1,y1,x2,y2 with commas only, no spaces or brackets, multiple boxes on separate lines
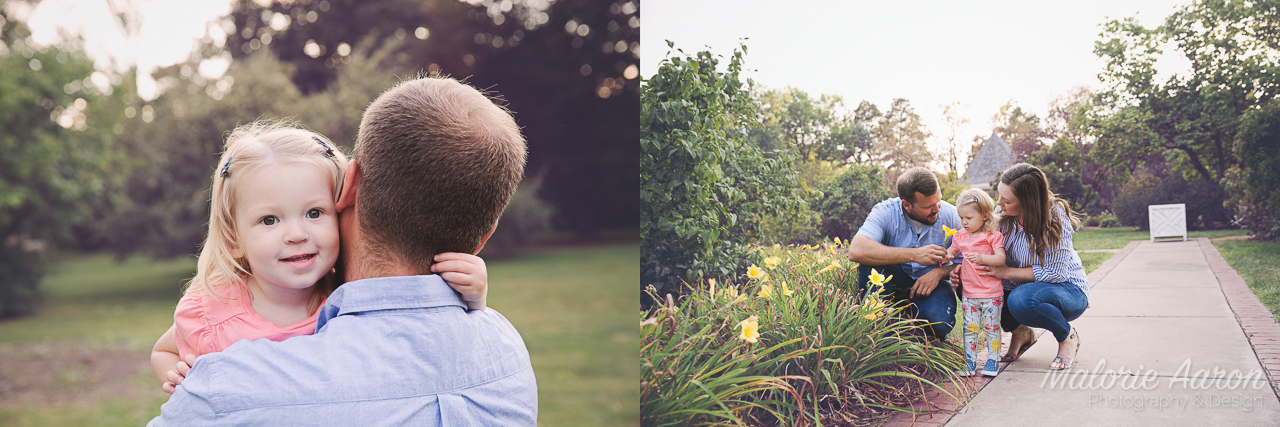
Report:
1149,203,1187,242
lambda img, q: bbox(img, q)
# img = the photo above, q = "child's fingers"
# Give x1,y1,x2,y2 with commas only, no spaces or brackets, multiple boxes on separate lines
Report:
440,272,483,288
431,260,475,275
167,370,185,384
434,252,483,264
163,382,176,394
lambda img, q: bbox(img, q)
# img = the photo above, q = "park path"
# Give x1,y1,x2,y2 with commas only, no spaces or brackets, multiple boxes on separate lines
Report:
885,238,1280,426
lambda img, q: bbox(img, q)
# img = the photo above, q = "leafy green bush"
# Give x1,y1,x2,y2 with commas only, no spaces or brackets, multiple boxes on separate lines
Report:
1111,172,1231,230
812,164,891,241
1229,102,1280,241
641,242,965,425
641,45,808,300
483,172,555,256
1100,215,1122,228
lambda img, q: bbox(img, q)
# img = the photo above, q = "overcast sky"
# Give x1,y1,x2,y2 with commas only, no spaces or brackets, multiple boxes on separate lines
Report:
641,0,1191,164
18,0,235,100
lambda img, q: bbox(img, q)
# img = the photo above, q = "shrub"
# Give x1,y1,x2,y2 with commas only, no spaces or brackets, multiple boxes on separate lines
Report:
482,173,555,256
641,45,809,302
1111,172,1230,230
1084,215,1102,227
1100,215,1122,228
812,164,891,242
1229,102,1280,240
641,242,965,425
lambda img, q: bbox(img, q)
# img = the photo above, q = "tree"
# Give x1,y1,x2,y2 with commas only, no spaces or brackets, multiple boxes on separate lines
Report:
750,87,868,164
871,98,932,179
1090,0,1280,192
641,45,808,300
224,0,640,239
1228,101,1280,240
1027,137,1090,211
992,101,1044,161
0,32,132,317
939,102,970,174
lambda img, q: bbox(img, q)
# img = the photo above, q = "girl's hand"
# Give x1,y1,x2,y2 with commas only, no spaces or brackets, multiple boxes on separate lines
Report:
432,252,488,311
966,252,985,265
942,249,957,265
162,353,197,394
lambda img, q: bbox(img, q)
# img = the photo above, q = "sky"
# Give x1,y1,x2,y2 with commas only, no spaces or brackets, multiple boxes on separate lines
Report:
641,0,1192,166
16,0,235,100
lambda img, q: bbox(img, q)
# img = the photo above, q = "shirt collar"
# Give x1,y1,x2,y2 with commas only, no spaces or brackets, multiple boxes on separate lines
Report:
316,275,466,331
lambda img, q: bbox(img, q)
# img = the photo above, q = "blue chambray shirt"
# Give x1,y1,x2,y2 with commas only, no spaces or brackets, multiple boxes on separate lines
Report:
854,197,964,279
148,275,537,426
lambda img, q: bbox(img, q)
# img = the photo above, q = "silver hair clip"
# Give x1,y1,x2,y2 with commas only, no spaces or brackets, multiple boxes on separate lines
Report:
313,136,335,158
220,156,233,178
974,195,979,204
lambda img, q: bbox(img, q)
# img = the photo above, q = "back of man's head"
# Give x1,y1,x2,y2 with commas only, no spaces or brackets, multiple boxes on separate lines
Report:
354,77,526,273
896,167,938,203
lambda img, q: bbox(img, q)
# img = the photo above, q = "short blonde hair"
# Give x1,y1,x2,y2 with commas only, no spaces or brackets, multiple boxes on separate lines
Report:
956,188,999,233
354,76,526,274
187,120,349,302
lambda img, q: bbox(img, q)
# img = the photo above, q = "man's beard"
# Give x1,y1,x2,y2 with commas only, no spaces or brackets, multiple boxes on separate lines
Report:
905,208,937,226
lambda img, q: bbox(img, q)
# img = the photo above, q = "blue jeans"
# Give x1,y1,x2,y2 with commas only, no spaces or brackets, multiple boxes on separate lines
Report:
857,264,957,339
1000,281,1088,342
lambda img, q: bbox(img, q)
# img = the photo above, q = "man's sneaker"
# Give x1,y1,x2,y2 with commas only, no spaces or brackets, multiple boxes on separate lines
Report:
981,359,999,377
957,360,977,377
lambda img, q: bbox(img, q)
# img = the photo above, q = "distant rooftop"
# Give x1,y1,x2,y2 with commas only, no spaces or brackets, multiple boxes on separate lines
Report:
964,132,1015,189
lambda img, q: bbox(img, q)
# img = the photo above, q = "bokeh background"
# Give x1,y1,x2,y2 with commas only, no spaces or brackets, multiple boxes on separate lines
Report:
0,0,638,425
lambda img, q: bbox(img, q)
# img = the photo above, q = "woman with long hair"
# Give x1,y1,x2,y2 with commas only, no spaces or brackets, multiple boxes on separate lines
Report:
953,163,1089,370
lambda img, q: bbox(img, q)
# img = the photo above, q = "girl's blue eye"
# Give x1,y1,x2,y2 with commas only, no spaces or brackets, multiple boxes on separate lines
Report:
307,209,321,219
261,216,278,226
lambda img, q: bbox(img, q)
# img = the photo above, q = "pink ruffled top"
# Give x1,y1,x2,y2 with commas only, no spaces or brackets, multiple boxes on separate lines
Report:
173,282,323,358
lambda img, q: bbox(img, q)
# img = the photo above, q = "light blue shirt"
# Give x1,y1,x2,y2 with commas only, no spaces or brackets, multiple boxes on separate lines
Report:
1001,205,1091,300
855,197,964,279
148,275,537,426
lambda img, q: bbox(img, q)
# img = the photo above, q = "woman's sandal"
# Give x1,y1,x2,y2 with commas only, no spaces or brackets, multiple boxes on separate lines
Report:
1001,326,1037,362
1049,328,1080,370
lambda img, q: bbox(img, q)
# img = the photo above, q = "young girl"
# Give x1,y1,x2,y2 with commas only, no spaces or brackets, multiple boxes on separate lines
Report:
150,121,488,393
944,188,1006,377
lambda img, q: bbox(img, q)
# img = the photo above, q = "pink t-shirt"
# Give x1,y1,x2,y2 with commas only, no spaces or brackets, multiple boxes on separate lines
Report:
948,229,1005,298
173,282,323,358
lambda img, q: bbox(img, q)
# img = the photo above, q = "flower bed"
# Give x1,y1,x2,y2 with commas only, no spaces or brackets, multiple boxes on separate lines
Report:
641,238,968,426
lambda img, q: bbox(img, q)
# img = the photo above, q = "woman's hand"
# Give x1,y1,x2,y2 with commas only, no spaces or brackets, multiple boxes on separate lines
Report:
975,263,1034,282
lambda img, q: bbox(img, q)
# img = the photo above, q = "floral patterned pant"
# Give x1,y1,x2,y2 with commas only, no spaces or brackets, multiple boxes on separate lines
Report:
962,296,1003,363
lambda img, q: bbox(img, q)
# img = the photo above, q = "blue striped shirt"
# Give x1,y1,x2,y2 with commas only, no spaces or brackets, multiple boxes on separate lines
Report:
1001,206,1090,299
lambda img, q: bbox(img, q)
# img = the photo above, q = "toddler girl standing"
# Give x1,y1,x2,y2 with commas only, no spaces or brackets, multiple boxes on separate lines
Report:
945,189,1006,377
149,121,488,393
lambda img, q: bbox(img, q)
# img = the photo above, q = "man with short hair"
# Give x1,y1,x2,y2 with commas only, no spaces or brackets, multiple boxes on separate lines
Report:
847,167,962,339
150,77,537,425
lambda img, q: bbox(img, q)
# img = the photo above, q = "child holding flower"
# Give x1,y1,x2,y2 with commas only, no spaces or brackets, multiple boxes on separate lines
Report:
944,189,1006,377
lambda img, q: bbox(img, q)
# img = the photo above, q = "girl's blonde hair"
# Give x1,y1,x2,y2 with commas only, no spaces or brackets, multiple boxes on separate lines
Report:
186,120,349,305
956,188,999,233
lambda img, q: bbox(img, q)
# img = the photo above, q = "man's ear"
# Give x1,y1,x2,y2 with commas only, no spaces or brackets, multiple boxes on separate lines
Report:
473,222,498,255
335,159,359,213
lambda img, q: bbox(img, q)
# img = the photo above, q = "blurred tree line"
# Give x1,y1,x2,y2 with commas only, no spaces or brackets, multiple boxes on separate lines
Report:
0,0,638,318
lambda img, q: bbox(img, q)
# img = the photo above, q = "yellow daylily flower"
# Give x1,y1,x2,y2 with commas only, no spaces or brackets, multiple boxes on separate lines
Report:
708,278,717,296
758,284,774,300
818,259,844,274
764,256,781,270
747,265,766,281
725,286,738,299
943,225,959,240
869,269,891,286
772,243,781,250
864,313,877,320
781,282,794,297
738,316,760,343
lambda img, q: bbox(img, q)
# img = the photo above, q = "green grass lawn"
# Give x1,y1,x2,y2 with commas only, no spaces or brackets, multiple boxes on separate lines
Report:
1213,240,1280,321
0,244,638,427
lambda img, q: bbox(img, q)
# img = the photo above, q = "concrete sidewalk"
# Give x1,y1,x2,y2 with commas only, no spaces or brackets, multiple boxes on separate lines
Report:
936,239,1280,426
